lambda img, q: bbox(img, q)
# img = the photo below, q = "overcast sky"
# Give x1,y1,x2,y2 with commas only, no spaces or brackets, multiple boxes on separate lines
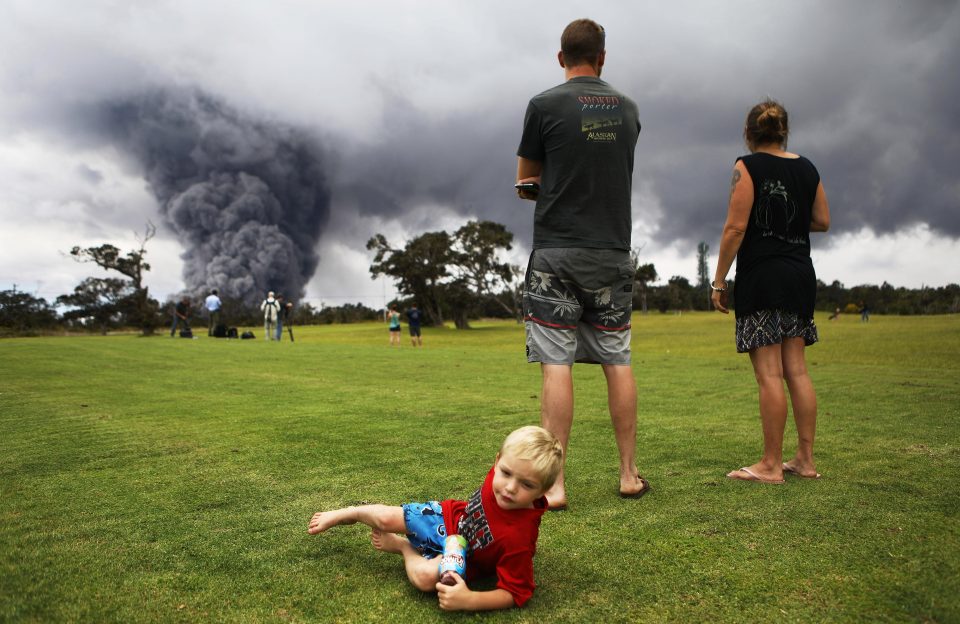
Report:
1,0,958,310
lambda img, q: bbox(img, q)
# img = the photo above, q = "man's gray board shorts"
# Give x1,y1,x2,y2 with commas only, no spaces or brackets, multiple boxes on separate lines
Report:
523,248,634,365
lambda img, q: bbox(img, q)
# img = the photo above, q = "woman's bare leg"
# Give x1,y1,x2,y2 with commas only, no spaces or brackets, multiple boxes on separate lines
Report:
728,343,786,481
781,337,819,477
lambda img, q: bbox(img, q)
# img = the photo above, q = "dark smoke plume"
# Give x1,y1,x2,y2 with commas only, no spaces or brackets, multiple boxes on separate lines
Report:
95,89,329,304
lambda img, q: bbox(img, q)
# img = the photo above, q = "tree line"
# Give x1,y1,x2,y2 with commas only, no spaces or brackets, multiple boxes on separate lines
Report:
2,225,958,337
634,241,960,316
632,275,960,316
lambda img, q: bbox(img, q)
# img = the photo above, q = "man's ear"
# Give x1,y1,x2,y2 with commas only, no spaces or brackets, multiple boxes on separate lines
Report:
597,50,606,69
557,50,565,68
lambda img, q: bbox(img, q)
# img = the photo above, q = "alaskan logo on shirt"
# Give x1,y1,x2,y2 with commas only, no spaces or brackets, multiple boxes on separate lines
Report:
457,487,494,553
578,95,622,142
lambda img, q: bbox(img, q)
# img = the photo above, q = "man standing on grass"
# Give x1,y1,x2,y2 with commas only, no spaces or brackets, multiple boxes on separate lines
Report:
277,295,293,342
204,288,222,336
515,18,648,509
406,302,423,347
261,291,280,341
170,296,191,337
275,294,286,340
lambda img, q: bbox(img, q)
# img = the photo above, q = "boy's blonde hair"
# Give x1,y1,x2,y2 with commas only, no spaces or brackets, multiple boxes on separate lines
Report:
499,426,564,492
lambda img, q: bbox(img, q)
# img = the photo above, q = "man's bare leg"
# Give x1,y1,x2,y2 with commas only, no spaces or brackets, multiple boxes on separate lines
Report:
370,529,440,591
602,364,646,496
540,363,574,509
307,504,406,535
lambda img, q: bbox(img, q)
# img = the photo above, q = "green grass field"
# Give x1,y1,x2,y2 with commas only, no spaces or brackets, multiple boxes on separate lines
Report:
1,313,958,623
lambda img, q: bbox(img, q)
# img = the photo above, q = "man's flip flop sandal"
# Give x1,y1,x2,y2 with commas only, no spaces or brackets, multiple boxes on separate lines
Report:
619,477,651,498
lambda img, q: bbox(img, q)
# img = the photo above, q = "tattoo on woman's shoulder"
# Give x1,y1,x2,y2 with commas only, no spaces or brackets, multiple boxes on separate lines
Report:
728,169,741,202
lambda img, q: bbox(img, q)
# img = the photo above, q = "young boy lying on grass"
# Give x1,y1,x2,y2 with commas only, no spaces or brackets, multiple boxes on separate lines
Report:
307,426,563,611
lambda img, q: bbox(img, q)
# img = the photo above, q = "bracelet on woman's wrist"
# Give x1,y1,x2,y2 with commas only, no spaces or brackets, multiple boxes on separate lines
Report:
710,281,727,292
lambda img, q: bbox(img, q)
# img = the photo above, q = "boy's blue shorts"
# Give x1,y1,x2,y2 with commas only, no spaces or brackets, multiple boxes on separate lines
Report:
402,501,447,558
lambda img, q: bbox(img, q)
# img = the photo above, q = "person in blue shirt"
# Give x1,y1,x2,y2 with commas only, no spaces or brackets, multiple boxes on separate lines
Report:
406,303,423,347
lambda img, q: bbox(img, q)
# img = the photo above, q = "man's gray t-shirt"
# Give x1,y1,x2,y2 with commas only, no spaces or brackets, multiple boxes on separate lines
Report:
517,76,641,250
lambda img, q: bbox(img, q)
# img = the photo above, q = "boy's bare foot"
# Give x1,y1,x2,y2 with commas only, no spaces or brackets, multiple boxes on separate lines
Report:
370,528,406,554
307,508,356,535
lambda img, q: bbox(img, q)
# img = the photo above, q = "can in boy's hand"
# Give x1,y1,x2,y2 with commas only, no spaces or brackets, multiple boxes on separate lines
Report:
438,534,467,585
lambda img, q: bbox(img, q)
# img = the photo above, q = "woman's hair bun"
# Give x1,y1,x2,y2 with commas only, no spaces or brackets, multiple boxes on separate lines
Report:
744,99,789,149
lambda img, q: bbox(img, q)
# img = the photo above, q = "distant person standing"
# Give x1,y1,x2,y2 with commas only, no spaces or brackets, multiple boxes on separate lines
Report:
283,301,293,342
204,288,222,336
275,294,286,340
860,301,870,322
515,18,648,508
170,296,191,337
406,303,423,347
277,296,293,342
388,304,401,347
711,99,831,483
261,291,281,341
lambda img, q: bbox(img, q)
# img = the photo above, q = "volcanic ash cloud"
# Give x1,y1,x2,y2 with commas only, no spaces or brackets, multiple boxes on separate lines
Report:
99,89,330,304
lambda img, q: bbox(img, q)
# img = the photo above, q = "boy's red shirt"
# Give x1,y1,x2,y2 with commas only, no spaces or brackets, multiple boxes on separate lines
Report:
440,466,548,607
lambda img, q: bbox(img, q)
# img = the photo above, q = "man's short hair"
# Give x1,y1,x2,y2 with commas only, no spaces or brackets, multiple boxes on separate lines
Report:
561,18,605,67
499,426,564,492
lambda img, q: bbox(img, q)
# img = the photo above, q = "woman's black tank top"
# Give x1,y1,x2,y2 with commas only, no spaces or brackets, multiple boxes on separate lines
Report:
734,153,821,318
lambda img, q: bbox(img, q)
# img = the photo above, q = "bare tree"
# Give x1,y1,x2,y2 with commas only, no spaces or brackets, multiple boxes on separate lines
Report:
69,222,159,335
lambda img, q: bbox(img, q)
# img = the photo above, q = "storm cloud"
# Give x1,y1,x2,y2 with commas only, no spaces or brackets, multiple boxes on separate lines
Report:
324,0,960,256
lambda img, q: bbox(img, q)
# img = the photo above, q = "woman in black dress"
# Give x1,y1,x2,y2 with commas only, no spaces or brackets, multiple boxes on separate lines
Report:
711,99,831,484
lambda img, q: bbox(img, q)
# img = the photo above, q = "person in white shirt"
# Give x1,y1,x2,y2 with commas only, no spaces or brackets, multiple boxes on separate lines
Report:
204,289,222,337
261,291,280,341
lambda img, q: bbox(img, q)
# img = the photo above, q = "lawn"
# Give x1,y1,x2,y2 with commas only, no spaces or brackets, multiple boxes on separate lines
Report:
1,313,958,623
